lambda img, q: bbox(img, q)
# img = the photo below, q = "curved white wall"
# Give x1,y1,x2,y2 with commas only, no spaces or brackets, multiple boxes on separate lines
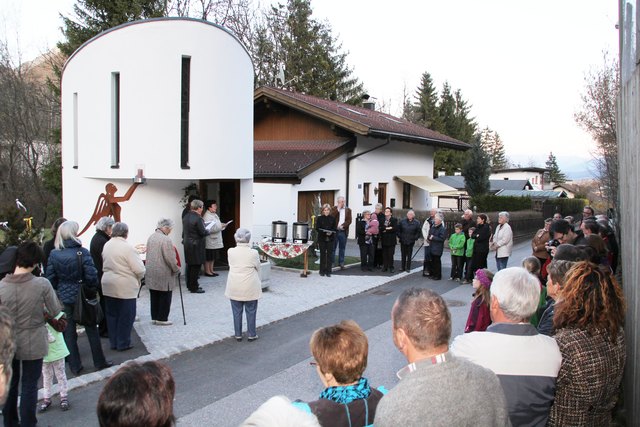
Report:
61,18,253,180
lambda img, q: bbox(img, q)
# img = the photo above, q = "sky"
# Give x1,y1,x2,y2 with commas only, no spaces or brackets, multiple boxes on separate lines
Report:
1,0,620,179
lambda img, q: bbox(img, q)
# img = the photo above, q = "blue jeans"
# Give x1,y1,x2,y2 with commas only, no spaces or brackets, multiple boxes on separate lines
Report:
333,230,347,266
496,256,509,271
3,358,43,427
104,296,137,350
62,303,107,372
231,300,258,338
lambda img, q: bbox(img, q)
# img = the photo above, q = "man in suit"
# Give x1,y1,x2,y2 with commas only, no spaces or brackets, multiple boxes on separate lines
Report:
182,200,210,293
331,196,352,269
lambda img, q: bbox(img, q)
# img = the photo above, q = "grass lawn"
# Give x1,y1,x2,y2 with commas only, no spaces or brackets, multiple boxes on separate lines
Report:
271,255,360,271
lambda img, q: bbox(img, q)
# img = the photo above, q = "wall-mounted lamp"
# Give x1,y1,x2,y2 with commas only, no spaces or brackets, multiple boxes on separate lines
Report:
373,187,379,196
134,164,147,184
320,177,325,183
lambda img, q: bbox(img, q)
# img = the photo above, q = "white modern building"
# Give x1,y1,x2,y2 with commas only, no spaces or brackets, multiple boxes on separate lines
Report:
61,18,254,257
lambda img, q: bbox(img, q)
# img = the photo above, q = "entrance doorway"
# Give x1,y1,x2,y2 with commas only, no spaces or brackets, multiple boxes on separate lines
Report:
297,190,335,222
199,180,240,266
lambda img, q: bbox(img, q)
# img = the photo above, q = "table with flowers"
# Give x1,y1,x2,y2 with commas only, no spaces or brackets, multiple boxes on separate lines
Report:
257,241,315,277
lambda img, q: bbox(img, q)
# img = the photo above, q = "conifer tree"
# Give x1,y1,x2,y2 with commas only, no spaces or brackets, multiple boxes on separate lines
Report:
545,152,567,184
479,126,508,169
462,136,491,198
412,72,443,131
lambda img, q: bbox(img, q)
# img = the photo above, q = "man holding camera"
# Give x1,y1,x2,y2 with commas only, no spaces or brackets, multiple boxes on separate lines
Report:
546,219,587,257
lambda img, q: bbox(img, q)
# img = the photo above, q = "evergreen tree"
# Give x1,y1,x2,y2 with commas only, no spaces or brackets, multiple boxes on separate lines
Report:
462,136,491,198
58,0,166,57
257,0,363,104
412,72,443,131
479,126,508,169
545,152,567,184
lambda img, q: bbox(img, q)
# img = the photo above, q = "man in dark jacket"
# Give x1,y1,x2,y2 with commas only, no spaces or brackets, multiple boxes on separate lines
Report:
90,216,115,337
397,210,421,273
182,200,210,293
471,214,491,273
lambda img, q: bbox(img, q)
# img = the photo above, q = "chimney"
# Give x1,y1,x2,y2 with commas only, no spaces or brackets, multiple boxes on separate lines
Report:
362,93,376,111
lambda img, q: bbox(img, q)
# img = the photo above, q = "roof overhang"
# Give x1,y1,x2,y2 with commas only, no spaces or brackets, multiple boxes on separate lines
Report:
396,176,460,196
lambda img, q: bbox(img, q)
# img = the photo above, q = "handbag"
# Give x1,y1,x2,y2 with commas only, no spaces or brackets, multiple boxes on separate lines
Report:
73,251,104,326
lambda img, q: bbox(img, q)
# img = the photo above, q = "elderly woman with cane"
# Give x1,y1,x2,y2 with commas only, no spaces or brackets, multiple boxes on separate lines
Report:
225,228,262,342
145,218,180,326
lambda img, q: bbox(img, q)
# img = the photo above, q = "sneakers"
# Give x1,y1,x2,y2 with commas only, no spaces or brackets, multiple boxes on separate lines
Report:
248,335,259,342
39,399,51,413
60,398,70,411
155,320,173,326
235,336,243,342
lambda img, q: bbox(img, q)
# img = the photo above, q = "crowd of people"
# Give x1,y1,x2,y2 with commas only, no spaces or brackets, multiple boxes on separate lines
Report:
0,198,626,426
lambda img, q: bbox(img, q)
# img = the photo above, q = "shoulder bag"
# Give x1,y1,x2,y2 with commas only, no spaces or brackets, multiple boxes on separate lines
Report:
73,250,104,326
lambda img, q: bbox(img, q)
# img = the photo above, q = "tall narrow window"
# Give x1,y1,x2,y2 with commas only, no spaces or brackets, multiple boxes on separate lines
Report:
180,56,191,169
363,182,370,205
111,72,120,168
73,92,78,168
402,183,411,209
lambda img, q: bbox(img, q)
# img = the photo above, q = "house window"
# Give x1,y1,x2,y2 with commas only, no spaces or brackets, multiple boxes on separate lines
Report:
363,182,371,205
402,182,411,209
180,56,191,169
73,92,78,168
111,73,120,168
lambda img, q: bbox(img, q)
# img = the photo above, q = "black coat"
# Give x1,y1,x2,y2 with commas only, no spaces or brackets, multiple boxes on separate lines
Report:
380,216,399,247
355,219,372,246
315,214,336,242
428,223,448,256
183,211,210,265
472,223,492,253
90,229,110,280
397,218,421,245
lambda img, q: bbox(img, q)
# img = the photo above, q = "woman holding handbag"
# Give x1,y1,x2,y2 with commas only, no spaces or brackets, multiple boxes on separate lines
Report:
46,220,112,376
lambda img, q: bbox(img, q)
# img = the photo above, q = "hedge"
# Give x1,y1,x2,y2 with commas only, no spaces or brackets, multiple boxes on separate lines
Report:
542,198,588,216
470,195,532,212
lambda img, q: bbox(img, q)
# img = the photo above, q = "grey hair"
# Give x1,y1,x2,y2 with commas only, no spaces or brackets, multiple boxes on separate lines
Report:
111,222,129,238
336,196,345,203
498,211,510,221
464,209,473,216
407,210,415,216
491,267,540,322
375,203,383,210
234,228,251,243
156,218,175,229
96,216,115,232
434,214,444,223
362,210,371,216
55,221,81,249
191,199,204,210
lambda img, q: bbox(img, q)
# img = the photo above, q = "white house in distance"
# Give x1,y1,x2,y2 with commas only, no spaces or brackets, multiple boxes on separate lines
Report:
252,87,466,239
61,18,254,257
490,167,549,190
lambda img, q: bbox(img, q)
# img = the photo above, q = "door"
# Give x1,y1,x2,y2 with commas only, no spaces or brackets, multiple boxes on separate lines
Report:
199,180,240,266
377,183,387,207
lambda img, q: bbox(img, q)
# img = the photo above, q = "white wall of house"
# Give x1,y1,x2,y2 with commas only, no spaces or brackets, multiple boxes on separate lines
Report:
60,18,254,256
491,171,546,189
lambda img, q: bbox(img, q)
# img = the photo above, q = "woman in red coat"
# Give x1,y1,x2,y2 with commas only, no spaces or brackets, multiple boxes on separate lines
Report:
464,269,494,333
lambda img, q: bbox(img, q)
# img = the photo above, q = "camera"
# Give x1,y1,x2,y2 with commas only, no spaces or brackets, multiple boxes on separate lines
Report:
546,239,560,253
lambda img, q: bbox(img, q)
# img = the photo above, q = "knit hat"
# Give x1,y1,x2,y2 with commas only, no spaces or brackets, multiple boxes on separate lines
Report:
475,269,492,289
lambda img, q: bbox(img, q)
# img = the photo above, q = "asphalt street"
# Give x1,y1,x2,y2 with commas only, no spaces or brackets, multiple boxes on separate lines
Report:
36,241,533,427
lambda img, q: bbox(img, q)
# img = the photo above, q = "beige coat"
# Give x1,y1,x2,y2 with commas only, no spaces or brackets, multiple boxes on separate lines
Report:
203,210,224,250
490,222,513,258
102,237,146,299
0,273,62,360
145,229,180,292
225,243,262,302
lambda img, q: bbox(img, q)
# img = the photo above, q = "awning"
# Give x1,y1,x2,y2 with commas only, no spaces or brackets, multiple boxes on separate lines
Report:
396,176,460,196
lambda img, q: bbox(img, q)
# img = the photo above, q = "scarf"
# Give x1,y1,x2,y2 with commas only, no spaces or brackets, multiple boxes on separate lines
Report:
320,377,371,404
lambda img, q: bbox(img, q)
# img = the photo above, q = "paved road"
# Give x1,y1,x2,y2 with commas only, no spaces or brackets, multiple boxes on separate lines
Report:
37,241,534,427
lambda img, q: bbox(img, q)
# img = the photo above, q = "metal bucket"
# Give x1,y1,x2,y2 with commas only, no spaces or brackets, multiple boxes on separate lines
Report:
271,221,287,243
292,222,309,243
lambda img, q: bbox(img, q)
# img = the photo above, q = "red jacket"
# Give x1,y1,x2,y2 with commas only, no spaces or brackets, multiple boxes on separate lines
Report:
465,297,491,333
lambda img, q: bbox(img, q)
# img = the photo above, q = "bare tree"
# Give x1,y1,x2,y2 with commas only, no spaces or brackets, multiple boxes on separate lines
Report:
575,52,619,212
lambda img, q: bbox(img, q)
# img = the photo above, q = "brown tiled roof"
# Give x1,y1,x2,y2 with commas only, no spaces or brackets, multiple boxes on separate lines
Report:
254,139,352,178
254,86,469,150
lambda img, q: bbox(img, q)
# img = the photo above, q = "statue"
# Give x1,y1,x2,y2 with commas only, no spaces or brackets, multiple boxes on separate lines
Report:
79,183,140,236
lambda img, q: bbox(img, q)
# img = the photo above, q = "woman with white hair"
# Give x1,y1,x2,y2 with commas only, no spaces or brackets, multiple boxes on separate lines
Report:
102,222,146,351
225,228,262,341
145,218,180,326
46,220,112,375
490,211,513,271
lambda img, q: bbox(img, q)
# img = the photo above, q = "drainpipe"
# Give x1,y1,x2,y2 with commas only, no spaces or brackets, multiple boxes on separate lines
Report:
346,136,391,205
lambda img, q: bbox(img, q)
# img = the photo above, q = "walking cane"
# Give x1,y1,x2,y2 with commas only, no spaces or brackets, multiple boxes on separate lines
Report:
411,241,425,261
177,271,187,325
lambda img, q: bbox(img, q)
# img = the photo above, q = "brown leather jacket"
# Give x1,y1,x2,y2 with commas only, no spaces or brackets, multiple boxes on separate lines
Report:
532,228,550,259
331,206,352,235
